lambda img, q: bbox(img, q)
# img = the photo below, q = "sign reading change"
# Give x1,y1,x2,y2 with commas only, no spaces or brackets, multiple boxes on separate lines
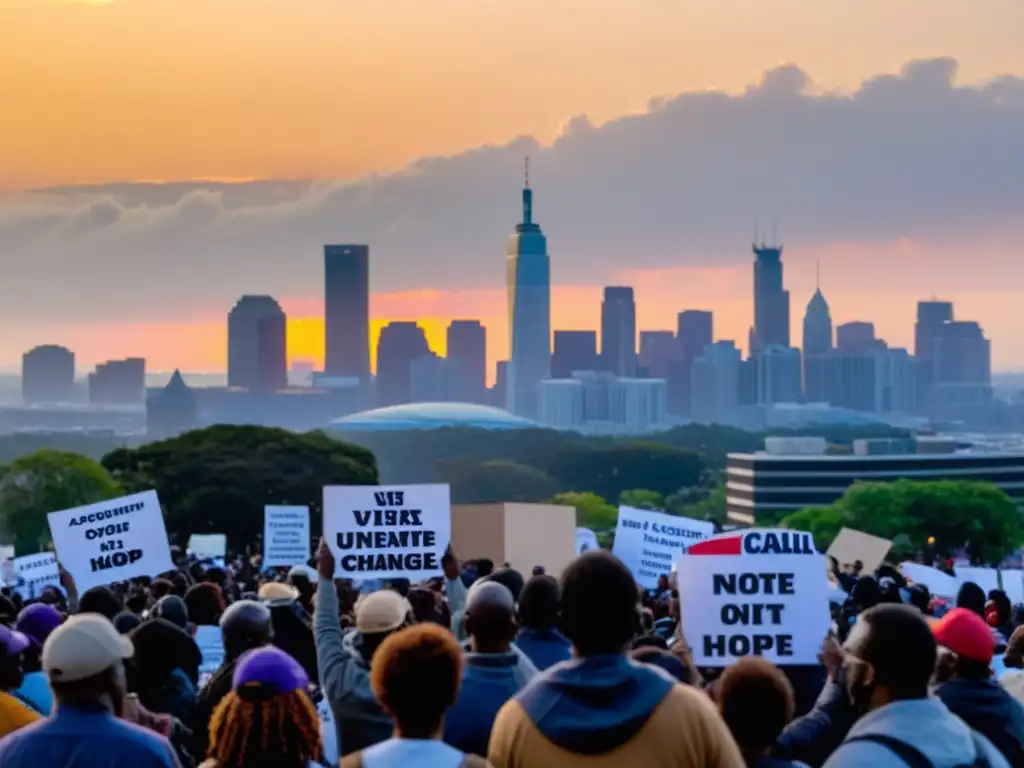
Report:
47,490,175,592
675,528,830,667
323,484,451,581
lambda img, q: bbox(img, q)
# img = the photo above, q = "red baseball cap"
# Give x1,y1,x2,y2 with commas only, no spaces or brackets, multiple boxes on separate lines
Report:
932,607,994,663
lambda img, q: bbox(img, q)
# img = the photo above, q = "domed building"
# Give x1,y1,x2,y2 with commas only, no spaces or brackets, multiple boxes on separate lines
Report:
327,402,536,432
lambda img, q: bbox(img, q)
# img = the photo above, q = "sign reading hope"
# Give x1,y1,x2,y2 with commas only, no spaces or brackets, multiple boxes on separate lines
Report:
47,490,175,592
675,528,830,666
323,483,451,581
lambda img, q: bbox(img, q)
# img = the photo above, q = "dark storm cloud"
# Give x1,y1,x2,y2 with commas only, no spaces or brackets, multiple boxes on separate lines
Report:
2,58,1023,325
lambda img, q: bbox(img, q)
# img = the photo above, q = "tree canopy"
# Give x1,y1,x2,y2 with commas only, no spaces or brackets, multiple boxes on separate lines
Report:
780,479,1024,565
0,450,123,553
549,491,618,531
101,425,378,547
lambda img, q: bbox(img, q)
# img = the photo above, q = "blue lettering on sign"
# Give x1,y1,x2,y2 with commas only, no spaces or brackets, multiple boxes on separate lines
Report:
743,531,815,555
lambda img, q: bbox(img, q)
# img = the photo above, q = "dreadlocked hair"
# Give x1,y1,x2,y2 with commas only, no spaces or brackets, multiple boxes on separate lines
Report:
207,688,323,767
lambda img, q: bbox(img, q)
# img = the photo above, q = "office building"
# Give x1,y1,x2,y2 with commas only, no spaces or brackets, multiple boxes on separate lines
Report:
802,287,832,357
538,379,585,429
754,345,802,404
836,322,878,353
227,295,288,393
690,341,741,425
600,286,637,377
931,320,992,417
22,345,75,404
492,360,509,408
446,320,487,403
89,358,146,405
409,354,465,403
146,370,199,438
638,330,678,379
610,378,668,431
551,331,598,379
505,165,551,418
914,300,954,413
376,321,430,407
726,440,1024,525
324,244,370,380
677,311,713,359
751,242,790,351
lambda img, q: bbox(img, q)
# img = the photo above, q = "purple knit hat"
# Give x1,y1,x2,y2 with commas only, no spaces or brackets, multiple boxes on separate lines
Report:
232,646,308,695
16,604,63,648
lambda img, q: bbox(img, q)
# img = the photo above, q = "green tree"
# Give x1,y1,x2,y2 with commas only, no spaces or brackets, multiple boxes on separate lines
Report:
546,443,703,500
549,492,617,531
669,482,728,526
102,425,378,548
0,450,123,553
619,489,664,510
778,505,847,552
438,459,559,504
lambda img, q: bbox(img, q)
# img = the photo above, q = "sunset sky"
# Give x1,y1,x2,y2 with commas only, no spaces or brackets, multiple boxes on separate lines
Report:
3,0,1024,379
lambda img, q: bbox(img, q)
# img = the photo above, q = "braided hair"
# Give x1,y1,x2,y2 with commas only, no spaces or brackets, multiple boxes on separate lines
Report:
207,687,322,767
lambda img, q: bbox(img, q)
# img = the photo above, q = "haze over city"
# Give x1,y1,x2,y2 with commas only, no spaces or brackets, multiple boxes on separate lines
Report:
4,0,1024,376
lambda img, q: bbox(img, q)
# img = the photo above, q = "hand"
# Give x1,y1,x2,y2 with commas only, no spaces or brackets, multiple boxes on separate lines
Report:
442,544,459,580
58,565,75,591
819,634,843,677
316,537,335,580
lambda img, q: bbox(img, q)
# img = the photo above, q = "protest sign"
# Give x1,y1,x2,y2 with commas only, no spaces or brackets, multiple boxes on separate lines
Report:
318,697,339,766
188,534,226,559
826,527,892,573
11,552,62,601
47,490,174,592
676,528,830,666
576,528,599,555
263,506,311,567
1,546,15,587
611,506,714,589
323,484,451,581
900,562,959,597
195,624,224,688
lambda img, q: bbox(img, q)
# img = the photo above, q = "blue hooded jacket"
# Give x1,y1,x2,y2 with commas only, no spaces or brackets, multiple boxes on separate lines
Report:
444,650,537,757
934,676,1024,765
514,654,676,754
515,628,572,671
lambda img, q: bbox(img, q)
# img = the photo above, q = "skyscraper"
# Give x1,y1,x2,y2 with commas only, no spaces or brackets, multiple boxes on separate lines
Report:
914,300,954,413
505,162,550,418
638,331,678,379
324,244,370,380
227,296,287,392
601,286,637,377
836,322,878,353
446,320,487,403
677,311,713,360
375,321,430,406
751,243,790,351
552,330,598,378
802,271,832,357
22,345,75,404
88,358,146,405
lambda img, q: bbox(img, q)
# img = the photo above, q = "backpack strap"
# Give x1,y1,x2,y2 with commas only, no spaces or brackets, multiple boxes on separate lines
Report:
843,734,934,768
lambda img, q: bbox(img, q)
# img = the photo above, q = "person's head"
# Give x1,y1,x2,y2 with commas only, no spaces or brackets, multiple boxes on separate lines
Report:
151,594,189,631
150,578,172,601
907,584,931,614
656,574,669,592
843,603,937,714
43,613,134,715
631,634,668,651
932,607,995,679
257,582,300,609
630,646,690,683
184,582,226,626
486,568,525,605
0,625,30,691
221,599,273,660
287,567,314,597
370,623,463,740
208,646,322,767
15,603,63,672
475,559,494,579
561,551,639,657
850,576,880,610
716,657,795,762
406,587,446,627
518,575,560,632
464,581,517,654
955,581,986,618
78,586,122,621
113,611,142,635
1005,626,1024,670
354,589,414,661
985,590,1012,626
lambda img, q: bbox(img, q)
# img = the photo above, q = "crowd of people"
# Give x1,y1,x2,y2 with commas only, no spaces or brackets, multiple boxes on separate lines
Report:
0,537,1023,767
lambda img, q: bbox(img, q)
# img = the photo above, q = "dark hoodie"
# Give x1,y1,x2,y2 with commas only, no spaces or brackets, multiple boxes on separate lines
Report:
487,654,744,768
935,676,1024,765
515,628,572,672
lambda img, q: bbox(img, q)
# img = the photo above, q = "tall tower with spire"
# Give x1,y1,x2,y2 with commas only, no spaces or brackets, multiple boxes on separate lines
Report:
802,261,833,356
750,230,790,352
505,158,551,419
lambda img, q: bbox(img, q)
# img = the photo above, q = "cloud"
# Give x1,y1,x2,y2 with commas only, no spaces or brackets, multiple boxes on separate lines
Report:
3,57,1024,328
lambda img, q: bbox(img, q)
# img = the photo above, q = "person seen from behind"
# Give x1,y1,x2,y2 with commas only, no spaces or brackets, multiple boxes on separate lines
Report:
315,537,412,755
515,575,571,672
128,617,201,724
0,613,181,767
341,623,491,768
999,626,1024,703
714,657,808,768
444,581,535,756
822,603,1009,768
201,645,323,768
13,604,62,715
0,626,40,738
488,550,744,768
931,607,1024,765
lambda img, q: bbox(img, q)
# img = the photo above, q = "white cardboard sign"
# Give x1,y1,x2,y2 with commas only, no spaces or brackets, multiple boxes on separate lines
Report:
323,484,451,581
576,527,599,555
47,490,174,592
675,528,831,666
188,534,226,559
263,506,311,567
195,624,224,688
11,552,62,600
611,506,714,589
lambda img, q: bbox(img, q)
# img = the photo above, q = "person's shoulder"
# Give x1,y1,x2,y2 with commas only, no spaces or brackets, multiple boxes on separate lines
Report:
106,717,177,757
658,682,720,717
821,738,902,768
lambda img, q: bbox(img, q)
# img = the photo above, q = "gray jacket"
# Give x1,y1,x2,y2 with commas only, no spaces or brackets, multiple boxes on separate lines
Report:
823,697,1010,768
